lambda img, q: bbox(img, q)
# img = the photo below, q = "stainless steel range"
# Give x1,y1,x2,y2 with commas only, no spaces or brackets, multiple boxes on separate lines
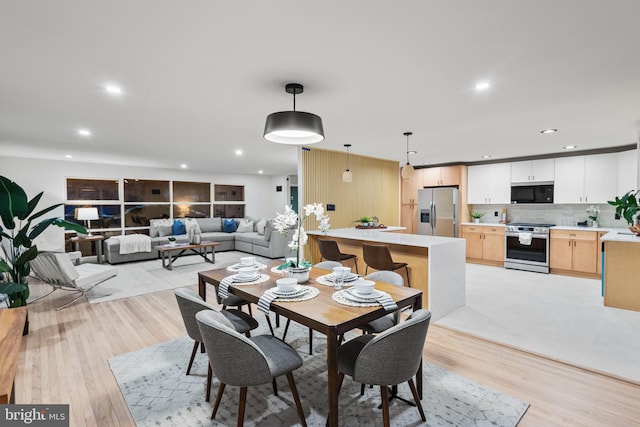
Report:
504,223,555,273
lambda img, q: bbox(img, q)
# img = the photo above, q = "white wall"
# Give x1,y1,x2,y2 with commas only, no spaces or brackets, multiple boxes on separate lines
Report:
0,155,278,244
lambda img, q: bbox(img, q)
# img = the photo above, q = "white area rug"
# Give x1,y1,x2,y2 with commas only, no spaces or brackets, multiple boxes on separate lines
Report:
85,251,248,303
436,263,640,383
110,321,529,426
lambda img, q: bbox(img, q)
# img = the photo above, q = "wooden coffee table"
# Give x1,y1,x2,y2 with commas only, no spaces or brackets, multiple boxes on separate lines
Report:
156,241,220,270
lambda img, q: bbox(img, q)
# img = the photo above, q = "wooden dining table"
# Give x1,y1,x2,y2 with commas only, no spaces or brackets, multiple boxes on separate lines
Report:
198,260,423,426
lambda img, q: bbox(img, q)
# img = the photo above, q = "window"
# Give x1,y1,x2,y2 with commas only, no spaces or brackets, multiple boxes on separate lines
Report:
174,181,211,203
214,205,245,218
124,204,170,227
67,178,119,200
124,179,169,202
63,204,122,229
173,204,211,218
214,185,244,201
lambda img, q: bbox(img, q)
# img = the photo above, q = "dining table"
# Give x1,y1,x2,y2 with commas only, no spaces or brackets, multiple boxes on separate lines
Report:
197,260,423,426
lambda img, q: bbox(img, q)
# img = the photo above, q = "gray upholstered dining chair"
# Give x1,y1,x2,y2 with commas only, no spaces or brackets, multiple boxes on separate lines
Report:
174,288,258,402
196,309,308,426
214,281,254,316
314,260,343,270
359,271,404,334
337,309,431,427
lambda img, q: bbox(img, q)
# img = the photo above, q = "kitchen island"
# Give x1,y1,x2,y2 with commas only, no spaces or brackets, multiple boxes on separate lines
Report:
601,231,640,312
307,228,466,320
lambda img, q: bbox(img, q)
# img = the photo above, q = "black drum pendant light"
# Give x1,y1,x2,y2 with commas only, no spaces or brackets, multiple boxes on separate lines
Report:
264,83,324,145
401,131,415,179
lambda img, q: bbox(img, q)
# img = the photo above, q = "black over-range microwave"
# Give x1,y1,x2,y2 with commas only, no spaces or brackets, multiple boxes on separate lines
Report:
510,184,554,204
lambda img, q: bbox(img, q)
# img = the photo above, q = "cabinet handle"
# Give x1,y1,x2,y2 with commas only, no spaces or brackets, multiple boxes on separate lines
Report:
585,196,588,202
532,175,535,180
528,175,531,180
568,241,571,246
579,196,582,202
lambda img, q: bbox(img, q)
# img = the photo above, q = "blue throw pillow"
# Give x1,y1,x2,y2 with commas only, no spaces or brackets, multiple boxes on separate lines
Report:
172,219,186,235
223,218,238,233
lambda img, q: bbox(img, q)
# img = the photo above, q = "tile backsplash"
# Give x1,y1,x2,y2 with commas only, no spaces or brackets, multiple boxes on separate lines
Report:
469,203,628,228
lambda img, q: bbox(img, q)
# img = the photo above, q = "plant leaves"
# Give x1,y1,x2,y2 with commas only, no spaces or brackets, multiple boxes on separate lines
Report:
19,191,44,220
27,202,62,222
0,176,28,229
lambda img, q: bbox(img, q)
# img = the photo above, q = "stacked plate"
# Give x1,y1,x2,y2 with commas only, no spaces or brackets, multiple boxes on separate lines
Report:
327,272,359,283
232,273,261,283
342,288,383,302
270,285,307,299
230,262,261,269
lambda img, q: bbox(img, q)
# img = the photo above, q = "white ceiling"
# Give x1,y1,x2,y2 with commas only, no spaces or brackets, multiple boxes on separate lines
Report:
1,1,639,175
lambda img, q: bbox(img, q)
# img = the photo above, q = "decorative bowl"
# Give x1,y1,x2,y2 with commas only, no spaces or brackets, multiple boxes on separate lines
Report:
276,278,298,292
354,279,375,295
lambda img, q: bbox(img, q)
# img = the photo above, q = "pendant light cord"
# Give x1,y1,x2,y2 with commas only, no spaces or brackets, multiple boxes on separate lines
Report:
406,134,410,164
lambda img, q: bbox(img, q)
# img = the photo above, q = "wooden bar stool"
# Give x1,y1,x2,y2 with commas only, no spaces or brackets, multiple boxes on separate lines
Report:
362,243,410,287
317,239,359,273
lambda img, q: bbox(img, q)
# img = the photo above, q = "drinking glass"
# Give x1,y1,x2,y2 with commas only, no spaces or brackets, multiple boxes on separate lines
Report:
332,266,345,290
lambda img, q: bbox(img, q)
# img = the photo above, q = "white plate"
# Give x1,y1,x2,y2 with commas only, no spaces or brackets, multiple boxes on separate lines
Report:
344,289,382,302
328,273,359,283
272,287,307,298
235,262,260,269
232,274,261,283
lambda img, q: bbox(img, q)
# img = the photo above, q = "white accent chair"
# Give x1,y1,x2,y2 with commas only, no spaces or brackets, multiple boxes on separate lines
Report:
30,251,117,310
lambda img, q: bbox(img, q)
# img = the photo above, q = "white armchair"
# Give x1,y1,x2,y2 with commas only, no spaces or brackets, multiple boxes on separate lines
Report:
30,251,117,310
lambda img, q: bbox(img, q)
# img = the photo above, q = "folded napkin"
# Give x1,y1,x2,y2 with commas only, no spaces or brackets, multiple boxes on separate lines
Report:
257,291,278,314
217,278,233,300
377,293,398,312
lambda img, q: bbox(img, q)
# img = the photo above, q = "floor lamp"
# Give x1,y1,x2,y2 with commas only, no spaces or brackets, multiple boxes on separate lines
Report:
76,207,99,236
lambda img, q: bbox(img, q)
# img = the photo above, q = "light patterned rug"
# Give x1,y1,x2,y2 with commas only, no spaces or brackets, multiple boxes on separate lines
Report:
83,251,249,303
110,321,529,426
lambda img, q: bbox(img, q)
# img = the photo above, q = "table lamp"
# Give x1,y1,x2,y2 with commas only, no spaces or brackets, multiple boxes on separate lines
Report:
76,207,99,236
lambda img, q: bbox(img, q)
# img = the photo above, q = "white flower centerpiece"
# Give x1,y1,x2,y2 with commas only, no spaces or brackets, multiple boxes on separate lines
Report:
585,205,601,227
274,203,331,283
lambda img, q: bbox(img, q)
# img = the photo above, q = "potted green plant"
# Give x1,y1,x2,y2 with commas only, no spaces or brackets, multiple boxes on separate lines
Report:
470,211,484,223
0,176,86,308
608,189,639,232
355,216,373,227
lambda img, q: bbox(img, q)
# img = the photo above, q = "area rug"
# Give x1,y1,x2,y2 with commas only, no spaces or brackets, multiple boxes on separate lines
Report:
84,251,248,303
110,322,529,426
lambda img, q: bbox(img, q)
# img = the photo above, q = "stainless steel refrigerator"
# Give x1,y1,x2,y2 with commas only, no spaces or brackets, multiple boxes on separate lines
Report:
417,187,458,237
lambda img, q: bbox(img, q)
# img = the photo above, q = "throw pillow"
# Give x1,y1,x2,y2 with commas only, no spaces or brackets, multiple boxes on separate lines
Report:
223,218,238,233
158,224,174,237
197,217,222,232
256,219,267,235
172,219,186,235
236,219,254,233
184,218,202,235
149,218,173,238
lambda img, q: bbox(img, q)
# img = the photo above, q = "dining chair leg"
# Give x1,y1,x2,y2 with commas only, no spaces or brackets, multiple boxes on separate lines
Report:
186,341,199,375
287,373,308,427
265,315,275,336
247,304,253,316
238,386,248,427
353,258,359,274
206,363,212,402
404,266,411,287
308,328,313,355
365,265,369,275
282,318,292,341
211,383,226,419
380,385,391,427
407,379,426,421
272,378,278,396
360,383,365,396
200,342,205,353
337,372,345,395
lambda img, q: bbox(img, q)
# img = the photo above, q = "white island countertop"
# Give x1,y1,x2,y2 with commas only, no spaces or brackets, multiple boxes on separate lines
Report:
307,227,465,248
601,230,640,243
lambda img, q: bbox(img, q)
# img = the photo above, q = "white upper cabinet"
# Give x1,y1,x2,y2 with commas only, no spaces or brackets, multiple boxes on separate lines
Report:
617,150,638,195
467,163,511,204
510,159,555,183
555,153,618,203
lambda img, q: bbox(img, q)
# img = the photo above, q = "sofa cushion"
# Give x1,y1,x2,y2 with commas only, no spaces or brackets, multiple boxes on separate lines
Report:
223,218,238,233
158,224,174,237
236,218,254,233
149,218,173,238
198,217,222,232
172,219,186,235
184,218,201,234
256,219,267,235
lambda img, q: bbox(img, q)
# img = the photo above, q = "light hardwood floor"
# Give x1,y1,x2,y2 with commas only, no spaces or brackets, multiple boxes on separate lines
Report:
14,281,640,427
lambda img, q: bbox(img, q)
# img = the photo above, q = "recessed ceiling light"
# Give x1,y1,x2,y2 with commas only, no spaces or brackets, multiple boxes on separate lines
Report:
408,150,418,155
77,128,91,137
475,81,490,91
540,128,558,134
65,154,72,159
481,155,492,159
235,149,243,156
104,84,123,95
563,145,577,150
258,170,264,174
180,164,187,169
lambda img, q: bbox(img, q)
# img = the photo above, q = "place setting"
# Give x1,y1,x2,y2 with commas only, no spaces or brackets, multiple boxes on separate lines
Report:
333,279,398,311
217,262,270,300
257,278,320,314
226,256,268,272
315,266,360,287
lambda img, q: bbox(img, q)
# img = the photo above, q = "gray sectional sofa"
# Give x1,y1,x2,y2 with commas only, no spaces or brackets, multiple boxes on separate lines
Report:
103,217,295,264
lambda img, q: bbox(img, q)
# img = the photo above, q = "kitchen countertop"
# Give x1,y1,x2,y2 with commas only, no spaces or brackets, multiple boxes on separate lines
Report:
461,222,629,233
307,227,463,248
601,230,640,243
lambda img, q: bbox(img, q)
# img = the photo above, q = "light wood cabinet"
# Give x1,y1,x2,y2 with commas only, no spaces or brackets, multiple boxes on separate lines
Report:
550,229,598,274
467,163,511,204
400,204,417,234
423,166,461,187
555,154,618,204
462,225,505,265
510,159,555,183
401,169,424,204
